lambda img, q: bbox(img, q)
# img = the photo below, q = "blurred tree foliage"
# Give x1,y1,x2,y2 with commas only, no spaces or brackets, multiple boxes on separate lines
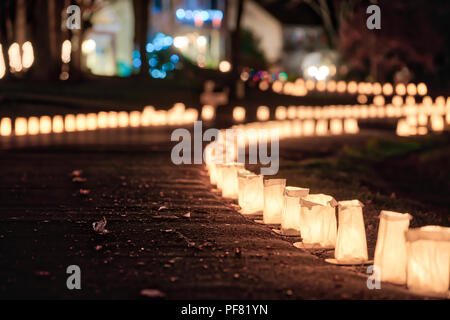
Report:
239,29,267,70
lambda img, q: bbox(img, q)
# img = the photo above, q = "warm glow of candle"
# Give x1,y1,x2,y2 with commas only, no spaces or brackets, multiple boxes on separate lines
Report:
256,106,270,121
275,106,287,120
232,106,246,122
347,81,358,94
39,116,52,134
15,117,27,136
0,117,12,136
97,112,108,128
330,119,343,135
406,83,417,96
382,83,394,95
107,111,118,128
65,114,76,132
28,117,39,135
86,113,97,130
0,45,6,79
395,83,406,96
201,105,215,121
8,42,22,72
21,41,34,69
417,83,427,96
75,114,87,131
129,111,141,127
118,111,129,127
344,118,359,134
52,115,64,133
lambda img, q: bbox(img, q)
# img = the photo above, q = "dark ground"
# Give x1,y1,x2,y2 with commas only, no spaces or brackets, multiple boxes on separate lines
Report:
0,125,447,299
0,82,448,299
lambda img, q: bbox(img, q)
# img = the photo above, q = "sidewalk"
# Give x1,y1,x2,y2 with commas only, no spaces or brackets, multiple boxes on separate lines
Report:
0,129,419,299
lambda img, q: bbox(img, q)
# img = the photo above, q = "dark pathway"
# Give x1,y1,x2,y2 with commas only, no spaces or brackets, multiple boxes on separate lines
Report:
0,128,419,299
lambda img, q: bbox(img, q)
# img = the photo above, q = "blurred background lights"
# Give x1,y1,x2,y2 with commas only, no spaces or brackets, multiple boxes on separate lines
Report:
21,42,34,69
219,60,231,73
81,39,96,54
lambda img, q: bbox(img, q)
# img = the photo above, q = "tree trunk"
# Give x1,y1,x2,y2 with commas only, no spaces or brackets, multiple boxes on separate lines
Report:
134,0,150,77
0,0,14,79
230,0,244,100
30,0,60,80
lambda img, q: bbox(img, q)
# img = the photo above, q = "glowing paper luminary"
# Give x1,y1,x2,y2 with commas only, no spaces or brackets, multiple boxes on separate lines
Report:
281,186,309,235
201,105,215,121
335,200,368,263
64,114,76,132
97,112,108,129
300,194,338,247
118,111,129,128
405,226,450,295
15,117,27,136
315,119,328,136
28,117,39,135
238,173,264,215
39,116,52,134
275,106,287,120
344,118,359,134
75,114,87,131
263,179,286,224
52,115,64,133
374,210,412,284
129,111,141,127
86,113,97,131
302,120,315,136
0,118,12,136
233,106,246,122
330,119,343,135
256,106,270,121
221,163,244,199
431,115,444,132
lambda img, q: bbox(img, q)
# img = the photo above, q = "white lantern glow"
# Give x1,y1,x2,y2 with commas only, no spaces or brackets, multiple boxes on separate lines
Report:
28,117,39,135
86,113,97,130
52,115,64,133
330,119,343,135
335,200,368,263
221,163,244,199
374,210,412,285
405,226,450,295
300,194,338,248
281,186,309,235
201,105,215,121
344,118,359,134
15,117,27,136
0,117,12,136
233,106,246,122
257,106,270,121
75,114,86,131
238,173,264,215
39,116,52,134
64,114,76,132
263,179,286,224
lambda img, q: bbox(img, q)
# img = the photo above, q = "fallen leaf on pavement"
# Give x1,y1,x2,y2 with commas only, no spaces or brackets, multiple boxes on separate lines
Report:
93,217,109,234
140,289,165,299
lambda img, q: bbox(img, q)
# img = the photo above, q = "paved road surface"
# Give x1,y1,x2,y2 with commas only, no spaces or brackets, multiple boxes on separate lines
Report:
0,128,419,299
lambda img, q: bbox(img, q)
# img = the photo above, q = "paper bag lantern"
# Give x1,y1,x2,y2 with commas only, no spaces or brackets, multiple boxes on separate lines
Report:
238,173,264,214
335,200,368,263
374,210,412,284
263,179,286,224
281,187,309,235
221,163,244,199
300,194,338,247
406,226,450,295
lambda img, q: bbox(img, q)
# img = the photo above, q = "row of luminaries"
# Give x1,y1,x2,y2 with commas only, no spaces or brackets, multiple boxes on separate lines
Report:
205,133,449,297
0,103,198,136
